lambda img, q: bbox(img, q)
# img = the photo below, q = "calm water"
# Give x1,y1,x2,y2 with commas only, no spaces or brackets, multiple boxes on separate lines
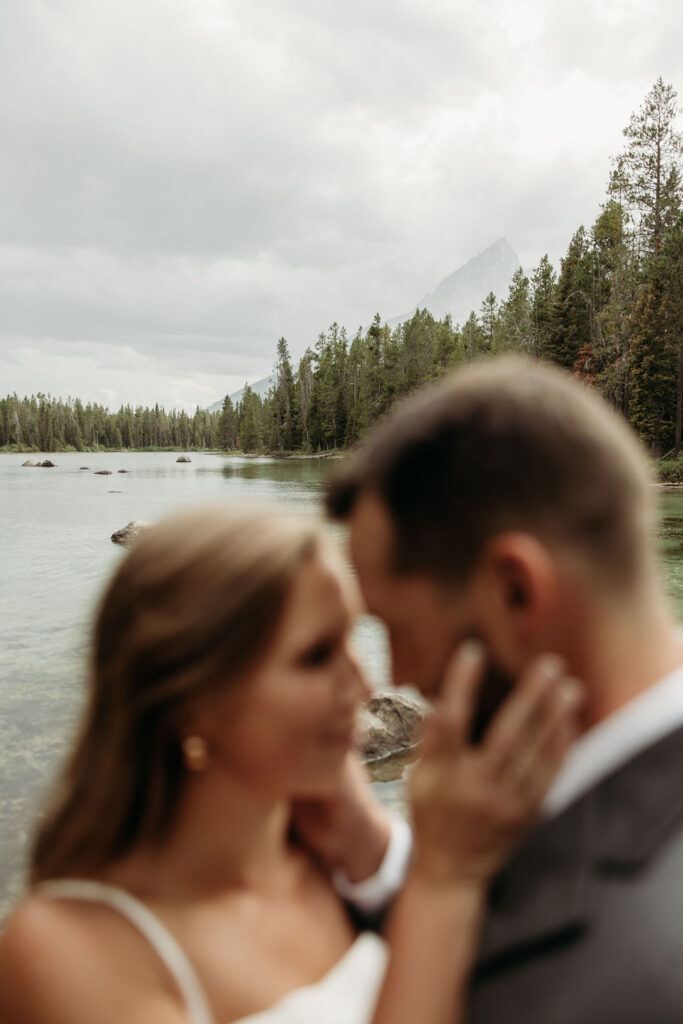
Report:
2,453,683,914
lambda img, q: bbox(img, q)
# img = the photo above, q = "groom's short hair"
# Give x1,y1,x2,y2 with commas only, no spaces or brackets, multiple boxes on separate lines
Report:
326,357,655,592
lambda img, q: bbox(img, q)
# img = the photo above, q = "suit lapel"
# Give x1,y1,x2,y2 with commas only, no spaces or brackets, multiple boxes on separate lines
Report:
475,796,594,971
592,724,683,871
475,723,683,972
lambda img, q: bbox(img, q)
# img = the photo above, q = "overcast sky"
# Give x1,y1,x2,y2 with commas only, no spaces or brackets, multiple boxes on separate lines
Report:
1,0,681,410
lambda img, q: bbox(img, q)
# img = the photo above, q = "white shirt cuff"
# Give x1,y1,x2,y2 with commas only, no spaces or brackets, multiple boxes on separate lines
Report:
332,813,413,914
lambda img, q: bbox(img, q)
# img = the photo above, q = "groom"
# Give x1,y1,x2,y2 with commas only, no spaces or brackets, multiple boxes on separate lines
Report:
324,357,683,1022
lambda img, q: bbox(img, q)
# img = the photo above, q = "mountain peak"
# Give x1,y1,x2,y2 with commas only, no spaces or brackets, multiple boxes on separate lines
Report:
391,239,521,327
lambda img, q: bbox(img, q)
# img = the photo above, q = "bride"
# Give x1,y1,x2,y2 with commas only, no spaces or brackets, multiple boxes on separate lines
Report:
0,506,579,1024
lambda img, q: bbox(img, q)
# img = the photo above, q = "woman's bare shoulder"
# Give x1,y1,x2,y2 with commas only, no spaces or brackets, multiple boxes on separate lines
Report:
0,896,186,1024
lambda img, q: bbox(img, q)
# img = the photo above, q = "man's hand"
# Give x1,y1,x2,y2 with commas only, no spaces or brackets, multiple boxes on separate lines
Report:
292,752,392,883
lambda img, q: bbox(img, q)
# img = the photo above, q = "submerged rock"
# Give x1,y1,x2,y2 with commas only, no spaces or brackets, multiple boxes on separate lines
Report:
356,692,429,763
176,455,192,463
117,469,128,473
79,466,90,470
94,470,112,475
111,520,151,546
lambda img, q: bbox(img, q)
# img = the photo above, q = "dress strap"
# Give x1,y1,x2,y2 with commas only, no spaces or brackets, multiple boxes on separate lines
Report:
37,879,215,1024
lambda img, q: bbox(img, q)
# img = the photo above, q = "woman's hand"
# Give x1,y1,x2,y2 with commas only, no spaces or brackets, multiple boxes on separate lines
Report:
291,753,392,883
409,641,582,888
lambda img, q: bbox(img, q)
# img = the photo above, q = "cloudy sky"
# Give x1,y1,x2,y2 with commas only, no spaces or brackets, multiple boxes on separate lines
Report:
1,0,681,410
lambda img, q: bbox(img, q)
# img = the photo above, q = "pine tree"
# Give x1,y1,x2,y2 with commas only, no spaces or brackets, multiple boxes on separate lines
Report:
272,337,297,450
590,200,637,414
296,349,315,452
629,277,677,454
659,214,683,451
530,256,557,357
431,315,462,374
237,385,263,452
402,309,437,389
219,395,237,450
461,311,485,361
499,269,534,353
546,227,592,369
613,77,682,255
479,293,499,351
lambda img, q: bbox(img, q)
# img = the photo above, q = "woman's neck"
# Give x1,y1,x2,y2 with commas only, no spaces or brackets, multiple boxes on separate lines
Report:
104,771,296,900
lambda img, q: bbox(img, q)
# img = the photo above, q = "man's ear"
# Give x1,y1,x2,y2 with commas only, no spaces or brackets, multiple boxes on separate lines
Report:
476,532,559,651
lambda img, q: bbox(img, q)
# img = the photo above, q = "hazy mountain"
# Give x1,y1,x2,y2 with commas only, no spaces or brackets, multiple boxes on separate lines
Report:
206,239,520,411
390,238,521,327
208,374,276,412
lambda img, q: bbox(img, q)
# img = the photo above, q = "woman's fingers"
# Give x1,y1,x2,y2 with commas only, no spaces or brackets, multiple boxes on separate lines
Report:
421,640,486,758
502,677,582,797
479,654,569,778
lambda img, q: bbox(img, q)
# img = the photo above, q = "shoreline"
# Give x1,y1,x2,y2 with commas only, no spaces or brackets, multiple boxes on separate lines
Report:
0,449,345,462
4,449,683,478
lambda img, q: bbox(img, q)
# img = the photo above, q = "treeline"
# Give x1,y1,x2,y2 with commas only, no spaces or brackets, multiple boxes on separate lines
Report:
221,77,683,458
0,395,221,451
3,78,682,460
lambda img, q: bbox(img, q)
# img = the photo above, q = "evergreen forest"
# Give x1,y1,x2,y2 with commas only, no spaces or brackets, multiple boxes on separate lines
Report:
2,79,682,470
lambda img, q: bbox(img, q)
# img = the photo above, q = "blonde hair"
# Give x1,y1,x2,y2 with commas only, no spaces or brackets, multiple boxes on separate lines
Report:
30,505,321,884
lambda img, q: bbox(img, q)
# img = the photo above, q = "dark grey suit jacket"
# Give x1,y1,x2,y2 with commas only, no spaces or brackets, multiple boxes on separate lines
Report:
468,724,683,1023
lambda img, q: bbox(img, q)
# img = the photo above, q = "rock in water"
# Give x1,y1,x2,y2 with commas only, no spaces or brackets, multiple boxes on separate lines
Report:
39,459,55,467
176,455,192,463
356,692,428,762
22,458,41,467
94,470,112,475
79,466,90,470
111,521,151,546
117,469,128,473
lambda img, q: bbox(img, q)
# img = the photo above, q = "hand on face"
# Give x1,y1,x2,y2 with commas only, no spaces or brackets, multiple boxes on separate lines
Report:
291,752,392,882
410,641,582,888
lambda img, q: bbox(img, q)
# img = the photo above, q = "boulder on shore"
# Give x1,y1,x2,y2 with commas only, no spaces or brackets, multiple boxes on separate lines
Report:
176,455,192,463
356,692,429,763
111,520,151,546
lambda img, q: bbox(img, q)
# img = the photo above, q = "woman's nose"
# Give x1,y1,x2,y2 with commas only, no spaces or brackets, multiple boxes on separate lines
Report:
342,648,372,704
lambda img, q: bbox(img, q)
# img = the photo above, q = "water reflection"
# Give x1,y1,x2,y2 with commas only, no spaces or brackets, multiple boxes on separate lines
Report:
213,457,333,487
655,492,683,616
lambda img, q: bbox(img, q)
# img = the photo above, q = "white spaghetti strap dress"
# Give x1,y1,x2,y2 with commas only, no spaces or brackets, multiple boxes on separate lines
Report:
38,879,388,1024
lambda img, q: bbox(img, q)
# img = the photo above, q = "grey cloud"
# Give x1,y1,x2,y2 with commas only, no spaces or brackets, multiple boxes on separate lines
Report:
0,0,681,406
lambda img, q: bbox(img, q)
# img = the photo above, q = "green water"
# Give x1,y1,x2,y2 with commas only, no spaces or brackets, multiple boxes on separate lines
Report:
2,453,683,913
656,491,683,616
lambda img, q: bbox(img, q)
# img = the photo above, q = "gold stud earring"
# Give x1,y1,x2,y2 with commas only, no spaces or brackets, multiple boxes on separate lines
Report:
181,735,209,772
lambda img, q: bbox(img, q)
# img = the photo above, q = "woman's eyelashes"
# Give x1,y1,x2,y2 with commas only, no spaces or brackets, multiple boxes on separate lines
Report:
299,636,338,668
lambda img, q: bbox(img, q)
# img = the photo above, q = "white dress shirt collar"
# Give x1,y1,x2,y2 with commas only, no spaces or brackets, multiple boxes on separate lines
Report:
543,660,683,819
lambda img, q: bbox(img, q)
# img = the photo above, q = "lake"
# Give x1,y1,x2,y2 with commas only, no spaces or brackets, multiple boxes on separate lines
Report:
2,451,683,915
